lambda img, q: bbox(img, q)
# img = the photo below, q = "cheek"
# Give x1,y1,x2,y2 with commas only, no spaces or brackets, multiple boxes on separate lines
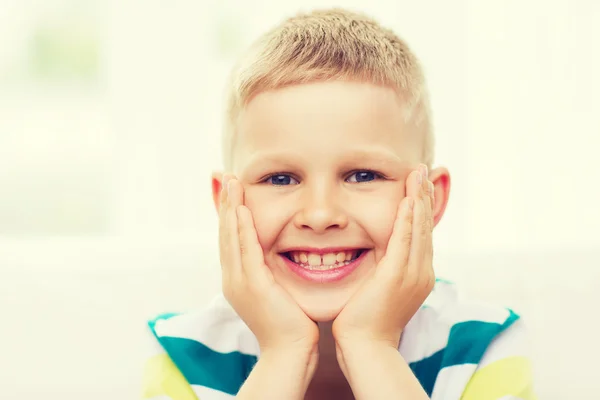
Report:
348,191,402,253
244,190,291,250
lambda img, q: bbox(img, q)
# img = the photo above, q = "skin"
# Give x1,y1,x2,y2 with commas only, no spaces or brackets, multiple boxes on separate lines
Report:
212,81,451,399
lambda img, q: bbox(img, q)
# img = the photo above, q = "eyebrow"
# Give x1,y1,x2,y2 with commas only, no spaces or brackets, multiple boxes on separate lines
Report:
241,148,407,173
341,149,407,169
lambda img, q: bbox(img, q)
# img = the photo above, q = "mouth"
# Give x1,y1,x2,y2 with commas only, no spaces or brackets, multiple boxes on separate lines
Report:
282,249,366,271
279,248,369,283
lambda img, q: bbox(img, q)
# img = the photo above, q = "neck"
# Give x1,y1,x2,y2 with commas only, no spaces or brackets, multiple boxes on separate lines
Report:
305,322,353,399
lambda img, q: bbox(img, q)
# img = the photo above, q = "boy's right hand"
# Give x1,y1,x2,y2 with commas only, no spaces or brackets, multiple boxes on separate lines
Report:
219,175,319,358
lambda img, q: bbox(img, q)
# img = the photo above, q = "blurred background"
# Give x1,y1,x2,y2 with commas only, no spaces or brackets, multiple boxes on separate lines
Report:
0,0,598,398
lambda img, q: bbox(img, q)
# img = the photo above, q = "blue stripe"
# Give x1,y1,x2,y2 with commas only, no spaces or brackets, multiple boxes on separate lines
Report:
158,336,257,395
409,309,519,396
442,309,519,368
149,312,181,325
148,309,520,397
148,313,257,395
409,348,444,396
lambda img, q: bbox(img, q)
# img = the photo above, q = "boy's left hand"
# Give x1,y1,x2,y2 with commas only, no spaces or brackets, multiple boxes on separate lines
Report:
332,164,436,351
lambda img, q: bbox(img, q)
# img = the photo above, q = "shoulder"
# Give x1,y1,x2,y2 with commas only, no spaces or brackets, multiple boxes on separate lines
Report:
141,295,258,400
400,279,535,399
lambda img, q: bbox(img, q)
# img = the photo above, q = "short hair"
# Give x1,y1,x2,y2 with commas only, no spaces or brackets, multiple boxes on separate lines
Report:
221,8,434,170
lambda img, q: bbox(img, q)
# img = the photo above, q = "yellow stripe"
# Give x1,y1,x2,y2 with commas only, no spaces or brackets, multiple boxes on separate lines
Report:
142,353,199,400
461,356,537,400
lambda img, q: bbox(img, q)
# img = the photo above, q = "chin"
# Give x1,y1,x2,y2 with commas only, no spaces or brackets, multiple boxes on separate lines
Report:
303,305,342,322
293,291,352,322
269,251,374,322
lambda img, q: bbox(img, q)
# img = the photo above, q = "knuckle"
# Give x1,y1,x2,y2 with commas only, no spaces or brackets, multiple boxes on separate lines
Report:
248,278,264,292
404,207,414,221
222,282,234,300
402,269,418,285
423,270,435,291
239,241,248,256
401,231,413,244
420,218,429,235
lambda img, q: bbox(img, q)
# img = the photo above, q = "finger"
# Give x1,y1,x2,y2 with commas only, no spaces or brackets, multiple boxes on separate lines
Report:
424,180,433,232
227,177,244,208
219,174,233,210
414,167,434,284
427,181,435,230
378,196,414,279
237,204,272,285
221,208,243,305
224,177,244,279
218,174,233,271
218,174,235,234
417,164,434,232
406,167,423,199
424,181,434,259
229,179,269,281
407,191,428,276
418,164,429,194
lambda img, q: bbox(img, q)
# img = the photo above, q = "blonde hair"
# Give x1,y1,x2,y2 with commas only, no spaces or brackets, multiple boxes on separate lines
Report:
222,8,434,170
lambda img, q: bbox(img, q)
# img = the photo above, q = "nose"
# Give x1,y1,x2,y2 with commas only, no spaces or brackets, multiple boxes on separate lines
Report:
292,184,349,233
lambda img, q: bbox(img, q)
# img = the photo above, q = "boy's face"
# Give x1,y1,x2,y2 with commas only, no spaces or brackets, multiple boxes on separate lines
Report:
214,81,449,322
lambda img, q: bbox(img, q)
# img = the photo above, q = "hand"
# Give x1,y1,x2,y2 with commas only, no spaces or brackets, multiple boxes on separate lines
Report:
219,175,320,357
332,164,435,350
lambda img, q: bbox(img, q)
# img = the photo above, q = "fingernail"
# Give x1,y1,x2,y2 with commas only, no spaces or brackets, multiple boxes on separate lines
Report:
419,164,428,179
428,181,434,196
222,175,231,187
406,197,414,210
227,179,234,194
416,171,422,185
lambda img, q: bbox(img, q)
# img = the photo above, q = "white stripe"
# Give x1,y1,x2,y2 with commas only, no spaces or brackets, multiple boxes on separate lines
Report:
191,384,236,399
441,297,511,325
429,281,511,325
144,325,169,357
153,295,260,356
400,281,511,364
430,363,477,400
400,306,450,363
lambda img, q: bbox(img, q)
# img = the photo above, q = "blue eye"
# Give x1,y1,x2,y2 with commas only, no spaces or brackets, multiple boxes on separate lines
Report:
266,174,299,186
347,170,381,183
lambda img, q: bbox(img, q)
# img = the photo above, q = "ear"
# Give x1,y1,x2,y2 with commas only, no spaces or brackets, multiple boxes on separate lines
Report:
211,171,224,215
429,167,451,228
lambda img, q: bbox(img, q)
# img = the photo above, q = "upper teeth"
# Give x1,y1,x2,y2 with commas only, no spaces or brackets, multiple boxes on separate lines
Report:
289,251,358,266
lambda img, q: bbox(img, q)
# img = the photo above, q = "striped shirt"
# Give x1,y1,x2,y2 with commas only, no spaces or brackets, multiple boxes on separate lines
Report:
141,279,536,400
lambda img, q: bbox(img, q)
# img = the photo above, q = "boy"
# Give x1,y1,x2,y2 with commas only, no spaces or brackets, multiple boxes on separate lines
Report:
141,8,536,400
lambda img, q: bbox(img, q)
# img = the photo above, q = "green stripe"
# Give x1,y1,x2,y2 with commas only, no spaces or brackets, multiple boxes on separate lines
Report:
442,309,519,368
158,336,257,395
148,313,258,395
409,348,444,396
148,309,519,397
409,309,519,396
149,312,181,324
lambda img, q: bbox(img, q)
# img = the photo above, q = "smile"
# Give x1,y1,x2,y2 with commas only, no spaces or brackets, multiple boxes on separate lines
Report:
283,250,364,270
279,248,369,283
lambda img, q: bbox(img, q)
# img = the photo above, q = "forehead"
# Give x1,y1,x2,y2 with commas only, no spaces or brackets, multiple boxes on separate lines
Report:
234,81,419,167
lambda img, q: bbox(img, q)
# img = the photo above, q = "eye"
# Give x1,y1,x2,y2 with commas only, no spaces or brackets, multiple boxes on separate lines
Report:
346,170,383,183
265,174,299,186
